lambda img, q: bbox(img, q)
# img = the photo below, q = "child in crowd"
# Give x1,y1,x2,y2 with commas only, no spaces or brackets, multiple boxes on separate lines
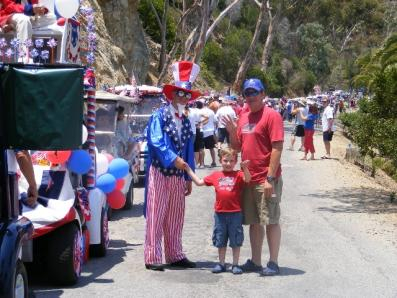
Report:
185,148,251,274
300,103,319,160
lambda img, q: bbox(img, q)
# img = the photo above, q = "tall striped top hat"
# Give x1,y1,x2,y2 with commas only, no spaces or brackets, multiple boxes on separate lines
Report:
163,61,202,101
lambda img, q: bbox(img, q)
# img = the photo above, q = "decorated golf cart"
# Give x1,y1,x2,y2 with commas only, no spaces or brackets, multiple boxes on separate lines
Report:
0,0,129,293
106,84,165,186
94,90,137,211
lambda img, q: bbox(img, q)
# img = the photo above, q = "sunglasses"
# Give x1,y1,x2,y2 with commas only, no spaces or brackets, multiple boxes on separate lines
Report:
243,90,260,97
176,90,192,99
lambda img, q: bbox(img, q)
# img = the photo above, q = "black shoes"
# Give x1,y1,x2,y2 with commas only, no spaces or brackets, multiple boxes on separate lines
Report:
169,258,196,268
145,263,165,271
146,258,196,270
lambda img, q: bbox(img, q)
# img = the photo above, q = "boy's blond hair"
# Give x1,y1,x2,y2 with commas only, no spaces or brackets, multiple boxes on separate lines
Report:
218,147,238,161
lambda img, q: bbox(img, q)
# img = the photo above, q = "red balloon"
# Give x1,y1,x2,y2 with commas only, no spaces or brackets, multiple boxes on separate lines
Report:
115,179,125,190
104,153,114,163
46,150,71,164
57,17,66,26
107,189,126,209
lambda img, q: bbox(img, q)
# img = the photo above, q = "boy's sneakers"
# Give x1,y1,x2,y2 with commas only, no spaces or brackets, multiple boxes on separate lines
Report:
211,263,226,274
241,259,262,272
260,261,280,276
231,265,243,275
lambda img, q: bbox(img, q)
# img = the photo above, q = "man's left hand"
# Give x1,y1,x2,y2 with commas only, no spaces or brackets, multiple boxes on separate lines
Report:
185,181,192,196
263,180,273,199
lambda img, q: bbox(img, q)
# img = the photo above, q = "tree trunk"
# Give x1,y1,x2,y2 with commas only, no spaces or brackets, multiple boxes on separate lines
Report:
158,0,169,72
158,41,181,85
183,25,199,60
192,0,211,64
158,0,200,85
181,0,188,54
339,22,361,54
232,0,267,92
205,0,242,42
147,0,168,73
260,0,280,72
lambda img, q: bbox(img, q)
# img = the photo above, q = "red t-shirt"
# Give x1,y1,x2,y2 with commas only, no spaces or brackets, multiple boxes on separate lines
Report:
204,170,245,212
237,106,284,184
232,104,242,117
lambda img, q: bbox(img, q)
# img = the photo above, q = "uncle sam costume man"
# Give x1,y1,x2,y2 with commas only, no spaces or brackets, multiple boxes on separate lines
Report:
144,61,201,271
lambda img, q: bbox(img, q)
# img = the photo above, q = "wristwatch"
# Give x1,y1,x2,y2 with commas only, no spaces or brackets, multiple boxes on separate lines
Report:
266,176,276,183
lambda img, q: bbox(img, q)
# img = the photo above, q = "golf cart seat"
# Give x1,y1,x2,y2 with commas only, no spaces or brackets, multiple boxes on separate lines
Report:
18,164,78,238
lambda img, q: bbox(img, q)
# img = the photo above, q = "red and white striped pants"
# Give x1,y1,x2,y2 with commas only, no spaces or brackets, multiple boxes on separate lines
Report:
144,166,186,264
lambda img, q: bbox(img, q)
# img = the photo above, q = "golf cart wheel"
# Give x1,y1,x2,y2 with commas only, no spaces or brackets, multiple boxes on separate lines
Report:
90,208,109,257
13,260,28,298
47,223,82,285
107,205,113,221
123,182,134,210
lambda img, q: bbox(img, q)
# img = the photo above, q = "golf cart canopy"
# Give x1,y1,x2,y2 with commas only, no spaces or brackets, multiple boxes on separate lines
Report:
95,90,136,104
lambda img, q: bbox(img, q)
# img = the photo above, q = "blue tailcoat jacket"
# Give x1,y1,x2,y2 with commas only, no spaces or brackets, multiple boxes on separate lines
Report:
143,104,195,216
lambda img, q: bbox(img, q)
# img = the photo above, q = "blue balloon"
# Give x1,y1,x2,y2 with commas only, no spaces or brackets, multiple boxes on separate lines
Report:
108,158,129,179
96,173,116,194
67,150,92,174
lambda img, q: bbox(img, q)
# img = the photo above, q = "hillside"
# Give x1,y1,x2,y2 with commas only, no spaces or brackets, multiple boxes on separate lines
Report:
85,0,396,95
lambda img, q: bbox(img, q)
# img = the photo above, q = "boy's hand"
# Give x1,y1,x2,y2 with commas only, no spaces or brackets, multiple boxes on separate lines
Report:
240,160,250,169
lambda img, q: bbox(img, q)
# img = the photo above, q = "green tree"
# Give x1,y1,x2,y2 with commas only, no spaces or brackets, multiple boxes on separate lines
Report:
297,22,331,80
343,34,397,169
138,0,176,48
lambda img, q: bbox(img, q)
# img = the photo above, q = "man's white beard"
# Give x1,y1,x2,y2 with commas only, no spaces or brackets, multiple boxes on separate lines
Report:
177,104,185,117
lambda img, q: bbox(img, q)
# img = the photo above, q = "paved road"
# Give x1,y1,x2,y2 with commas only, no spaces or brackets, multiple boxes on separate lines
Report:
32,123,397,297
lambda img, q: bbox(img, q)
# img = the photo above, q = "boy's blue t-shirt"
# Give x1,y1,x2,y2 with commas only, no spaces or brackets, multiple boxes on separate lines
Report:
304,114,318,130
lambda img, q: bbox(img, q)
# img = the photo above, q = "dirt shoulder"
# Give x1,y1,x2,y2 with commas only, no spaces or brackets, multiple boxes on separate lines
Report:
309,123,397,228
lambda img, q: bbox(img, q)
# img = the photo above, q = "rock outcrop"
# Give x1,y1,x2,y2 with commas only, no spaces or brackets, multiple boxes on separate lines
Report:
85,0,149,87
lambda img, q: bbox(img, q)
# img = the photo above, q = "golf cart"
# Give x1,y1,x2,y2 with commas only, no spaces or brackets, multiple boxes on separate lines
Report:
0,3,112,293
95,90,136,210
0,148,33,298
0,64,90,293
129,91,165,186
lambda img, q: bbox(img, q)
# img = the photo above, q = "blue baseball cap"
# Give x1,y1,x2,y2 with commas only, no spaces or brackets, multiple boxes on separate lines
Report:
243,78,265,92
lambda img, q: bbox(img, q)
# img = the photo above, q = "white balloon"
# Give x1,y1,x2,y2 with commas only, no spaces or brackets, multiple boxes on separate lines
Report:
82,125,88,144
55,0,79,18
96,153,109,177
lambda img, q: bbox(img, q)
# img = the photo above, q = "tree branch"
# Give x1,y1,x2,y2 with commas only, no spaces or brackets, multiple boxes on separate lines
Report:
205,0,243,42
148,0,162,29
340,22,362,53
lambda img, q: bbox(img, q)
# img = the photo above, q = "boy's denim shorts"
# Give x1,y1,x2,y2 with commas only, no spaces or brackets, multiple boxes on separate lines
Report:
212,212,244,248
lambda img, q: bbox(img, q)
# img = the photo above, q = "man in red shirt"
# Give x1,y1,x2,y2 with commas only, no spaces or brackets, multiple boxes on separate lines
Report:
224,78,284,276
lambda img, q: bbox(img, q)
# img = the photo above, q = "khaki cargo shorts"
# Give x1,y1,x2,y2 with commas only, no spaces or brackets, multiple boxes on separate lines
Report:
242,177,283,225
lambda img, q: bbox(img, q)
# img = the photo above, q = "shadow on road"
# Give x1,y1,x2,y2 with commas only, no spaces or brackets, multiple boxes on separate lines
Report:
305,187,397,214
280,267,305,276
163,261,218,271
31,239,140,295
111,202,144,221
